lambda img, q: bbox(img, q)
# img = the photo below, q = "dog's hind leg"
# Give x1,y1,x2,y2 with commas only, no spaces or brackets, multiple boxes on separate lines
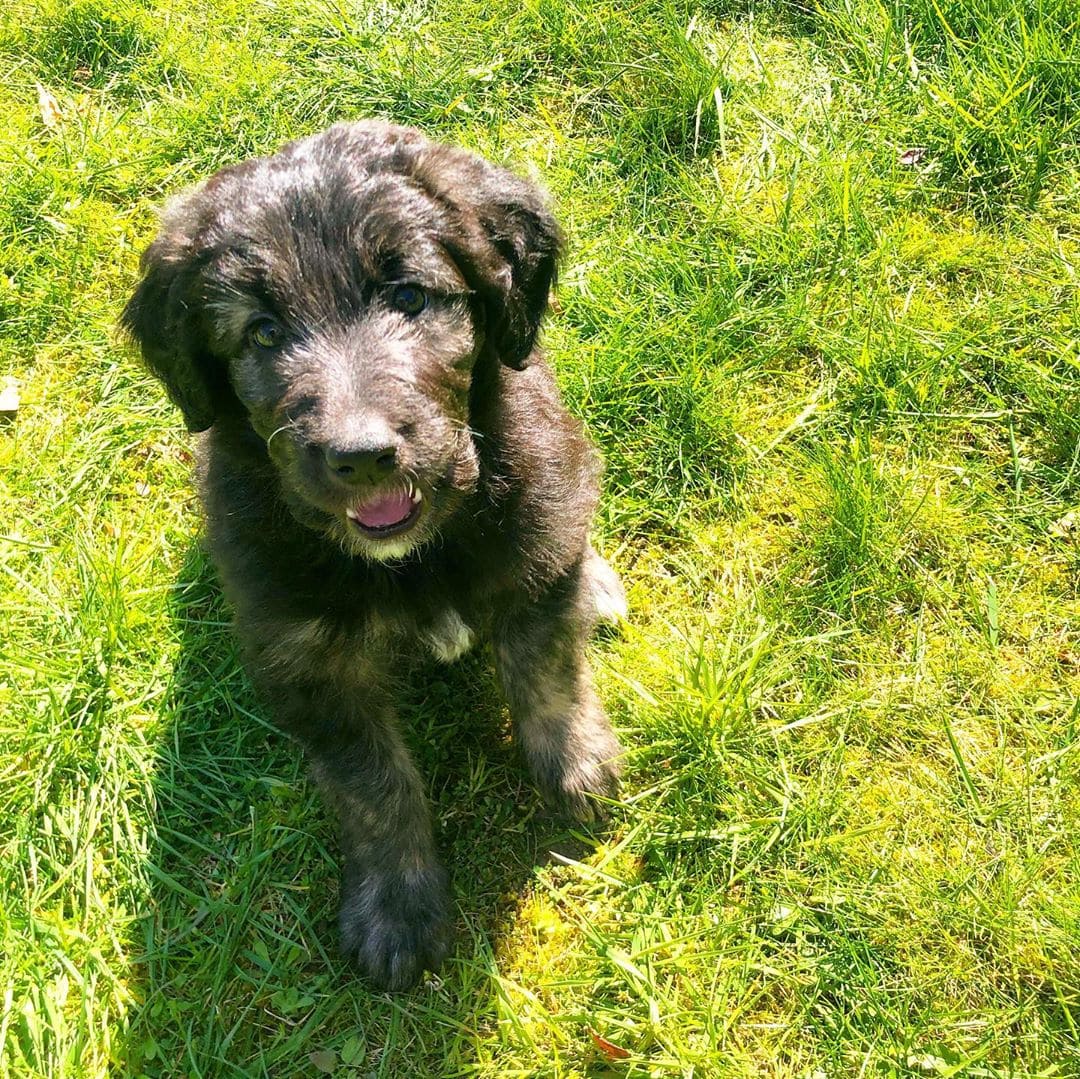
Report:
493,566,623,822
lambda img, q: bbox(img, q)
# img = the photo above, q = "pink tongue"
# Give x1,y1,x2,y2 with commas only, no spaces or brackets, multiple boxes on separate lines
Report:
355,490,413,529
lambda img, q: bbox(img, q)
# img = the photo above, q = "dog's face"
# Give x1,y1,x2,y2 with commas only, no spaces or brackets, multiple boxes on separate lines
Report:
123,122,560,560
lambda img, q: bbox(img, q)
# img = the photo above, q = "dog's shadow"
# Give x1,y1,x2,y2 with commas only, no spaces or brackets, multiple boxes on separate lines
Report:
120,543,601,1076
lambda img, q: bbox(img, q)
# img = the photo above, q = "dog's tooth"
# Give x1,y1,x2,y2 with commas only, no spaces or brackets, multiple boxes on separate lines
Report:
346,507,359,521
410,485,422,504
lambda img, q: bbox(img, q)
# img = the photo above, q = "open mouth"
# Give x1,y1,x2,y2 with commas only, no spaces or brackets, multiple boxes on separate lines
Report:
345,481,423,539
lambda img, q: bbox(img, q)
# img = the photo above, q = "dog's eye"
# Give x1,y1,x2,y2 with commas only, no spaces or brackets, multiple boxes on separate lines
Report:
248,318,285,350
390,285,428,316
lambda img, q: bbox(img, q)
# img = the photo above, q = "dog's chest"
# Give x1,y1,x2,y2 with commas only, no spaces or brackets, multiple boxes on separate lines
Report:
345,558,484,665
257,602,477,685
353,600,479,666
421,607,476,663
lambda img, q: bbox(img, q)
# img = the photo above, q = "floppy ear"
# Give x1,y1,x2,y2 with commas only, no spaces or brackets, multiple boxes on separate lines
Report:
121,210,224,432
416,148,563,369
473,179,562,369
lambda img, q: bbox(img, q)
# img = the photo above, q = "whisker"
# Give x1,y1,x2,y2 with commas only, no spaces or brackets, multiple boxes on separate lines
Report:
266,414,299,448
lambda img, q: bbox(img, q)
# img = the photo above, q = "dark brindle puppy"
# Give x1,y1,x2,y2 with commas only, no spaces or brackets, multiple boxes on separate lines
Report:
123,121,626,991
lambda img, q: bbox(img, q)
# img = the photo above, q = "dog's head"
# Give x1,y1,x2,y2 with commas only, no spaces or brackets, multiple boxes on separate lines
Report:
123,121,561,560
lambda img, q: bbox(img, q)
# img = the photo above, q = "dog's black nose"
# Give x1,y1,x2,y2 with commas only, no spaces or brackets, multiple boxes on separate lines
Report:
321,432,398,484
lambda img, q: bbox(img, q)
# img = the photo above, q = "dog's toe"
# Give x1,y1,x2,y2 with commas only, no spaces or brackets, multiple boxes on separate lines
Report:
534,730,623,823
556,755,622,822
339,865,452,991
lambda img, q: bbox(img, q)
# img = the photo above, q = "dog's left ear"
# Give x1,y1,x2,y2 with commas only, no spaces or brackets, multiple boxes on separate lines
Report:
474,180,562,369
417,149,563,369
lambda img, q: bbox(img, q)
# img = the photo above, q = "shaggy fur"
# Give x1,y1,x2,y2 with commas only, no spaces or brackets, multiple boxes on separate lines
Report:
123,121,626,991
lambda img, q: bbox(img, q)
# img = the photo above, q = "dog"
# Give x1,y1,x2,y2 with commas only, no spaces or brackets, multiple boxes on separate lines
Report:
123,121,627,991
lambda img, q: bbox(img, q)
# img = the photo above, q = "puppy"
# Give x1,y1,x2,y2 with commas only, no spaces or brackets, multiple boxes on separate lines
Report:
123,121,626,991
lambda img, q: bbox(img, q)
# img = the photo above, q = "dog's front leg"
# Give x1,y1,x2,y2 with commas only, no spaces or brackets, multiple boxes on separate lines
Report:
494,577,623,822
270,683,451,991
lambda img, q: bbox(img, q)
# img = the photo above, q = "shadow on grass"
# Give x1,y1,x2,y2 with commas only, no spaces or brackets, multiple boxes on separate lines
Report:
119,543,600,1077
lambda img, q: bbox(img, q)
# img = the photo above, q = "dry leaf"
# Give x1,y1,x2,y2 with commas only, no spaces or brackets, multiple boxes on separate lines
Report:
308,1048,337,1074
36,83,62,129
589,1028,631,1061
898,147,927,167
1049,511,1076,538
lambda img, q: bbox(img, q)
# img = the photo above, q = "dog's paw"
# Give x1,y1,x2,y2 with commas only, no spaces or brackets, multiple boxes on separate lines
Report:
539,733,623,823
582,546,628,625
338,864,452,991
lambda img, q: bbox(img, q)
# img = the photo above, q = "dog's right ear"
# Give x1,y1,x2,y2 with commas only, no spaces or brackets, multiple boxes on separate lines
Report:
121,214,221,433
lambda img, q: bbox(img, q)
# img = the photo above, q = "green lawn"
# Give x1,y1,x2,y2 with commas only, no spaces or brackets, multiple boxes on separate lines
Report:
1,0,1078,1075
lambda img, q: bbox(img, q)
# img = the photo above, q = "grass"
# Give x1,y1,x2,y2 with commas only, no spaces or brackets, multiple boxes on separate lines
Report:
1,0,1078,1074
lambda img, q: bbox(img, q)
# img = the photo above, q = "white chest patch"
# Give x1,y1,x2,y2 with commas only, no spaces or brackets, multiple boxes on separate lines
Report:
425,608,475,664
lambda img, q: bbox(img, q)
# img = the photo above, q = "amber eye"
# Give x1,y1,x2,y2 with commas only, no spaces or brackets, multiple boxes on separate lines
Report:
248,318,285,350
390,284,428,316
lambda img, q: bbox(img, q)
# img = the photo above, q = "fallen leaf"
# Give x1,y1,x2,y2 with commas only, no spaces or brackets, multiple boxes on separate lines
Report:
1049,511,1076,538
589,1028,631,1061
898,146,927,167
309,1048,337,1074
907,1052,948,1073
36,83,62,129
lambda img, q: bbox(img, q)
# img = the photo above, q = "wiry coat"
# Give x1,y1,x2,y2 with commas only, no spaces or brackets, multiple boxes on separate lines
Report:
123,121,625,990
